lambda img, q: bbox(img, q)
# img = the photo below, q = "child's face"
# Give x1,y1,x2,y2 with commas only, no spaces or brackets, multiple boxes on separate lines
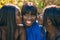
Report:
23,13,36,27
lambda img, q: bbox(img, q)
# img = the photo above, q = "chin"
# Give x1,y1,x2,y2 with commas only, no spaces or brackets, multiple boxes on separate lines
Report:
25,24,32,27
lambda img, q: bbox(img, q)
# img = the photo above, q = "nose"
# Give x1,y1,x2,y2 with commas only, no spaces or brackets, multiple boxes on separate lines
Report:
28,16,31,20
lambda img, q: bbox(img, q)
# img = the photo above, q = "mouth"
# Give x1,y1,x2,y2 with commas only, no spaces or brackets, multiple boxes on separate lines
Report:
26,21,32,24
24,20,33,26
25,20,32,26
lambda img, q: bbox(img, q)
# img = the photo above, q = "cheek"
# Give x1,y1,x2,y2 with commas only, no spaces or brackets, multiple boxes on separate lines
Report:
46,20,53,31
47,20,52,26
23,18,36,25
31,19,35,22
16,16,21,24
23,18,26,22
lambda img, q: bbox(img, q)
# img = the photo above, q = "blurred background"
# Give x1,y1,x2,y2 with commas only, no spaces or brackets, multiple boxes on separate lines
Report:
0,0,60,13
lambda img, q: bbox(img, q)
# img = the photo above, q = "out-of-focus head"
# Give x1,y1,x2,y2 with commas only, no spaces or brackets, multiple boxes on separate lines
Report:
43,5,60,29
21,2,37,27
0,4,22,40
0,4,21,26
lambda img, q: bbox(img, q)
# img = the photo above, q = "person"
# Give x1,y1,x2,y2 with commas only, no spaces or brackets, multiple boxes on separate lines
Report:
37,13,43,25
37,13,46,40
21,2,46,40
0,4,26,40
43,5,60,40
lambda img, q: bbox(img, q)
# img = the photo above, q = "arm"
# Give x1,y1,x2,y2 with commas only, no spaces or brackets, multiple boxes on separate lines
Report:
15,26,26,40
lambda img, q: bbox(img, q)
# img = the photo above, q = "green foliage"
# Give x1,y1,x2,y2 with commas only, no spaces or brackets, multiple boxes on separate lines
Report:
37,1,44,9
58,1,60,5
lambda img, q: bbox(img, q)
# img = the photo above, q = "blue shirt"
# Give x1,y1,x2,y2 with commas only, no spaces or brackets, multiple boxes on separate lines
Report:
25,21,46,40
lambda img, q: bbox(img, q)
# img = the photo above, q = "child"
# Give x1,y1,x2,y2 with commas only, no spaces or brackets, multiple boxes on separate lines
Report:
21,2,46,40
0,4,26,40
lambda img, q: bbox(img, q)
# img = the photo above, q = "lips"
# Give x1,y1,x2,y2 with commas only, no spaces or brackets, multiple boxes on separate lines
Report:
26,21,31,24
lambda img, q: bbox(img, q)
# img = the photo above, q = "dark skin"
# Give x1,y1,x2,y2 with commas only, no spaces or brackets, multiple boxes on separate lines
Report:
15,10,26,40
43,6,60,40
46,18,56,40
1,10,26,40
15,26,26,40
37,13,56,40
44,6,60,40
37,14,43,25
23,12,36,27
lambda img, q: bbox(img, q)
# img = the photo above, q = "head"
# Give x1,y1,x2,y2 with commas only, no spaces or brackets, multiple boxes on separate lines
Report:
43,6,60,29
43,5,60,40
21,3,37,27
0,4,21,39
0,4,21,26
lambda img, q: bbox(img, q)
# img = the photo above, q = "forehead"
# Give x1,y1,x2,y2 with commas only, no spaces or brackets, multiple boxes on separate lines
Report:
22,5,37,16
24,11,36,16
